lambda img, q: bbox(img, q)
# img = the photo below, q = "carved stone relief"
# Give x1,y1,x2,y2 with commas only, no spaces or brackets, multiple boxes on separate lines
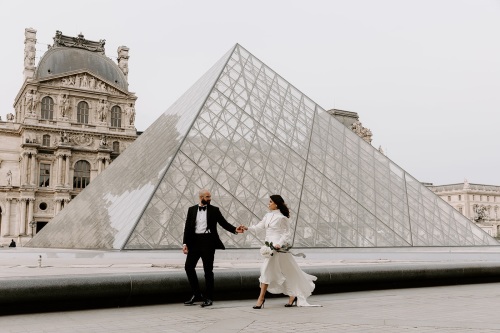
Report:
70,133,94,146
58,74,121,95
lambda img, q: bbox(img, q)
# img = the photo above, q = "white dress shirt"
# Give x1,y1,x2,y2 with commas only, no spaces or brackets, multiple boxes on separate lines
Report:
195,206,209,234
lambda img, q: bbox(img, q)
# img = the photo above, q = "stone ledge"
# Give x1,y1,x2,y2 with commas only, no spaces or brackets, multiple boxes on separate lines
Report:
1,262,500,314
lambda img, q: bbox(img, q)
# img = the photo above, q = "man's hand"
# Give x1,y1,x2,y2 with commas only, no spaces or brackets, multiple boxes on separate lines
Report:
182,244,188,254
236,225,245,233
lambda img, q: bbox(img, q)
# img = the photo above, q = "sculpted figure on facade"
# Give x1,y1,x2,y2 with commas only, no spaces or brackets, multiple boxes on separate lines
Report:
97,99,108,122
59,94,70,117
7,170,12,186
33,91,40,111
351,120,373,144
24,90,35,114
98,81,107,92
82,74,89,88
89,76,96,90
117,46,129,80
126,103,136,125
60,131,69,144
99,135,108,147
474,205,488,223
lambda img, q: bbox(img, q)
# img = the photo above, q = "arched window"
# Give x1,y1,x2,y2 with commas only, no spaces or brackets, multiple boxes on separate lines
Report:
113,141,120,153
77,101,89,124
42,134,51,146
41,96,54,120
73,160,91,189
111,106,121,128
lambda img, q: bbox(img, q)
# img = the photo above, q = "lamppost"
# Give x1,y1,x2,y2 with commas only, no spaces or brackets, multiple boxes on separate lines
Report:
29,220,36,237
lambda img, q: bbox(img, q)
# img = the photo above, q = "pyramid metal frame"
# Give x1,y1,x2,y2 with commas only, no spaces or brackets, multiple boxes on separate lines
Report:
28,44,498,249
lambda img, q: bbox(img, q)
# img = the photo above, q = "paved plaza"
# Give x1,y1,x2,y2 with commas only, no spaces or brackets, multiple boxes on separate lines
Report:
1,246,500,332
0,283,499,332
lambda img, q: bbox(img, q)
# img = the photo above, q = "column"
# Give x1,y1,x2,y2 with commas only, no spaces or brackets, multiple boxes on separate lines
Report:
19,199,27,235
30,153,37,185
22,153,29,185
27,199,34,232
1,199,11,236
464,192,471,219
64,155,71,187
104,158,110,169
57,154,63,186
98,158,103,174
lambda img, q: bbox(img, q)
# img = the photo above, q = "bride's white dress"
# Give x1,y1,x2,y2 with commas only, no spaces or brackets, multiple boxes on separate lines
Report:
248,210,318,307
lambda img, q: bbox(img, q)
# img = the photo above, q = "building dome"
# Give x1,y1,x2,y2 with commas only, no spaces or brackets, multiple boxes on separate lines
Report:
35,47,128,91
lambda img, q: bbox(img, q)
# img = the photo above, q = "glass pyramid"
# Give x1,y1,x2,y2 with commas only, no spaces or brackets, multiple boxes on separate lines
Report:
27,44,498,249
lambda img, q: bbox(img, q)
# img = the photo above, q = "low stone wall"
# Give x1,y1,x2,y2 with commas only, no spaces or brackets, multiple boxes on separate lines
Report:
2,262,500,314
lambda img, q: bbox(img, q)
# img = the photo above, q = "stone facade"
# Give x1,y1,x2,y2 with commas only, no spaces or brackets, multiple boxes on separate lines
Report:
426,181,500,237
0,28,138,246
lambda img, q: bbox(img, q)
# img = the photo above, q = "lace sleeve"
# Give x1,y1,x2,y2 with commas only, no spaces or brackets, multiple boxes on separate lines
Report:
277,216,292,246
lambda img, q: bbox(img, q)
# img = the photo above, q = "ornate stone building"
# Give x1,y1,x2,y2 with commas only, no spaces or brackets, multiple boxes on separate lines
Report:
427,181,500,237
0,28,137,246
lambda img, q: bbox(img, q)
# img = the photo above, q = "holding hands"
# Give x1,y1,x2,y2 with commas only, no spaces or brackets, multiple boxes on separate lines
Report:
236,225,247,233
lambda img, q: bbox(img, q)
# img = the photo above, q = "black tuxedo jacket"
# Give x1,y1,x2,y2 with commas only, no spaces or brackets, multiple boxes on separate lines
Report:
183,205,237,250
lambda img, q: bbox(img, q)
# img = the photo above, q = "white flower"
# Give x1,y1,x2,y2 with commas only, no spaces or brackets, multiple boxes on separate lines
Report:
259,245,274,258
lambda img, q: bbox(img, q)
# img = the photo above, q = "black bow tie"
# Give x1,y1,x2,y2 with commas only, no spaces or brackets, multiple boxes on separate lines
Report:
199,206,207,211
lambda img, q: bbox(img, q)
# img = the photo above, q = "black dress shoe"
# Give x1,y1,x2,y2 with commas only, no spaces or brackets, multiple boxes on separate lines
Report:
184,295,204,305
200,299,213,307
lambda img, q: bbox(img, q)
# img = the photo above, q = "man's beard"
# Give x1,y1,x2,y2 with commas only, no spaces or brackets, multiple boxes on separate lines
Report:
201,199,211,206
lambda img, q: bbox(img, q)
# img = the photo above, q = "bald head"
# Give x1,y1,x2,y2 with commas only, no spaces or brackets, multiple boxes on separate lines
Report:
199,189,212,206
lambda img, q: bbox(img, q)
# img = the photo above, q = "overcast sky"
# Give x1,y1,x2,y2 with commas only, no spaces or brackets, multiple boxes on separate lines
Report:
1,0,499,186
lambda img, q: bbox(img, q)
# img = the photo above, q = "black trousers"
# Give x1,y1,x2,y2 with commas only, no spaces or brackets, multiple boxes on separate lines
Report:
185,234,216,299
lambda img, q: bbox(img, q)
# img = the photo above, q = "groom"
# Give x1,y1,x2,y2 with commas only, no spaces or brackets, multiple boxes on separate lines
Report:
182,189,244,307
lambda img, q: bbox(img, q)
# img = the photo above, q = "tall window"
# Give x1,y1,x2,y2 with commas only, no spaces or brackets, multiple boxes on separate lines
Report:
73,160,91,189
77,101,89,124
458,195,461,201
39,163,50,187
458,207,463,214
111,106,121,128
447,196,451,202
42,134,51,147
113,141,120,153
41,96,54,120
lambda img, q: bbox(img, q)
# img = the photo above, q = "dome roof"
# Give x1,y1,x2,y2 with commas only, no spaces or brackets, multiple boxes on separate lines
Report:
35,47,128,91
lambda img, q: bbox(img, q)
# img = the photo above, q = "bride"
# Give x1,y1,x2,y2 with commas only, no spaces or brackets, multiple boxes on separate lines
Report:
242,195,318,309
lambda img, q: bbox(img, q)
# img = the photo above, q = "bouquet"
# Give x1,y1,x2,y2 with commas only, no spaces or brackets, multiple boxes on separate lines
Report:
263,241,306,258
265,241,292,253
259,245,274,258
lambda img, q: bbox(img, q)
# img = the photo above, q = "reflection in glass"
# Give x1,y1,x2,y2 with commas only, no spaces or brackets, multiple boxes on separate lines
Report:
28,44,498,250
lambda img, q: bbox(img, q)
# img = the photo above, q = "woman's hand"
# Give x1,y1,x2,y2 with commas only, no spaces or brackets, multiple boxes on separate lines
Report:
274,244,281,249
